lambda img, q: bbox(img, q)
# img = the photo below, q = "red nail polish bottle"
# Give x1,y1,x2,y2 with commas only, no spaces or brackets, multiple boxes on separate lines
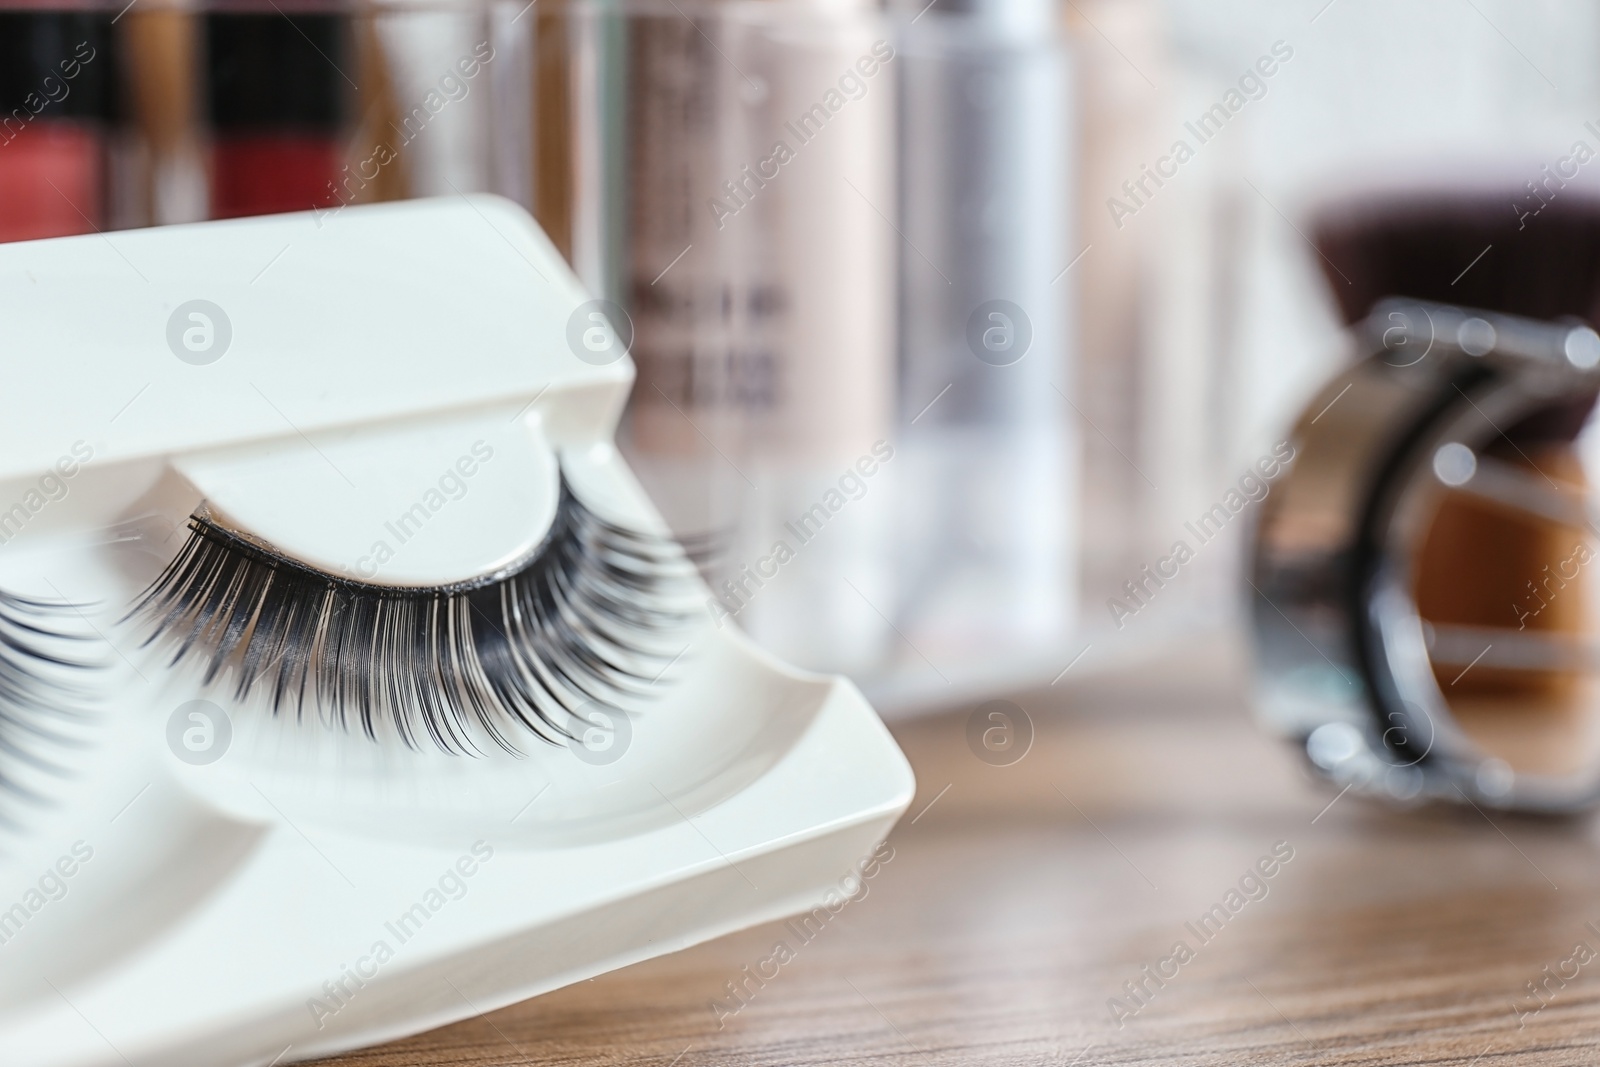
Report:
205,7,346,219
0,10,114,243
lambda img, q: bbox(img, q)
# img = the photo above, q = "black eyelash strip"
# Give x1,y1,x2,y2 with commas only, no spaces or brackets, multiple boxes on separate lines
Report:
127,477,698,754
0,591,94,815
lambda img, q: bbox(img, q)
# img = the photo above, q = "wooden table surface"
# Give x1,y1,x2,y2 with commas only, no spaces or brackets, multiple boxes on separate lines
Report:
312,634,1600,1066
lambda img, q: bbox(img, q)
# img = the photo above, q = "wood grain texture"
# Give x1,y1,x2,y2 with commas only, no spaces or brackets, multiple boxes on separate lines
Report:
310,636,1600,1066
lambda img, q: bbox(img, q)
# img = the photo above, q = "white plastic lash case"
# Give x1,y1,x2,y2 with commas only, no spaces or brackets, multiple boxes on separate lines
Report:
0,197,914,1066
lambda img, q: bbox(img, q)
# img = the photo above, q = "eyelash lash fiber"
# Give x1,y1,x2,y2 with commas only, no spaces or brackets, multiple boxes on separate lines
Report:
0,591,95,815
127,477,697,754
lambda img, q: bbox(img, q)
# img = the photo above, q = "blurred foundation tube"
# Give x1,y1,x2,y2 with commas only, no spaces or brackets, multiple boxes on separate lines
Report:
532,0,575,262
122,4,206,224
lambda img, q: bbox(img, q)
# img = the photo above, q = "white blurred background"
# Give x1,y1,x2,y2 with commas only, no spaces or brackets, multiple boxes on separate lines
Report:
5,0,1600,713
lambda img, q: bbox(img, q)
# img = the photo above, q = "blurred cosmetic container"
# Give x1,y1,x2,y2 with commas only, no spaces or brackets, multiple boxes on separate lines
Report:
884,0,1076,704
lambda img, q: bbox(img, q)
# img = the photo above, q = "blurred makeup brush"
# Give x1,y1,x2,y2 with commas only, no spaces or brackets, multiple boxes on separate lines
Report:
1314,193,1600,766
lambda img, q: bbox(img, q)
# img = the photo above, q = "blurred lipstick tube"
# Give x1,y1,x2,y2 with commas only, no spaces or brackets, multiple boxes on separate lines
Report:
204,2,347,218
0,7,115,243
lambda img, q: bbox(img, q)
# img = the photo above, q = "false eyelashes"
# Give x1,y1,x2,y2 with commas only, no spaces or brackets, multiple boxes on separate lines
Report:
0,591,95,819
127,477,698,754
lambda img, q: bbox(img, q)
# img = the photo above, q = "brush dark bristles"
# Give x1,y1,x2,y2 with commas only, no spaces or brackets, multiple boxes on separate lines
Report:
1315,193,1600,445
0,591,95,815
127,478,698,754
1314,194,1600,326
